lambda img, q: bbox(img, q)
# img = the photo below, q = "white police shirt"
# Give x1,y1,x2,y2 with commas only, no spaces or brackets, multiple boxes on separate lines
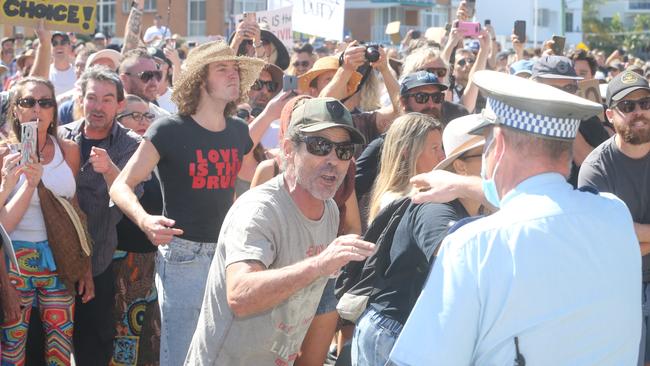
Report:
389,173,641,366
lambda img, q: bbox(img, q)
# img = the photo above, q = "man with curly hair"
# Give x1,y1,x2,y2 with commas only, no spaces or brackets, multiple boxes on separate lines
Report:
109,41,265,366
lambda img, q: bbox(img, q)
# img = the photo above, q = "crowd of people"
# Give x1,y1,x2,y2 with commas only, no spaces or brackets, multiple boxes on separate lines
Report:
0,0,648,365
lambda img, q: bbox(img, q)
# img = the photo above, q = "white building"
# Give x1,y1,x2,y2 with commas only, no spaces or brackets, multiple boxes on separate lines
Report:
595,0,650,27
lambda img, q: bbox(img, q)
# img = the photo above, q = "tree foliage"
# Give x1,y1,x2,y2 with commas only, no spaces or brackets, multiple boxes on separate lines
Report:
583,2,650,56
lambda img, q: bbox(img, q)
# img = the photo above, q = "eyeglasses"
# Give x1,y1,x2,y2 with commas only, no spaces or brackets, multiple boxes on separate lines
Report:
551,83,579,95
404,92,445,105
251,79,279,92
425,67,447,78
124,70,163,83
614,97,650,114
298,135,356,161
52,39,70,47
457,58,475,67
117,111,156,122
17,97,55,109
293,60,311,68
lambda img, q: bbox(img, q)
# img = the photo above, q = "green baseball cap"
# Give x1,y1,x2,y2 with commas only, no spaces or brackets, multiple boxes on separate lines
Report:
289,97,366,144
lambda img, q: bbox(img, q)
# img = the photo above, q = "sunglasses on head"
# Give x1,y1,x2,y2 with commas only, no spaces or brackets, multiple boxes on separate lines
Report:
457,58,475,67
117,111,155,122
298,135,356,161
614,97,650,113
425,67,447,78
52,39,70,47
405,92,445,105
251,79,279,92
293,60,310,68
551,83,579,95
17,97,55,109
124,70,163,83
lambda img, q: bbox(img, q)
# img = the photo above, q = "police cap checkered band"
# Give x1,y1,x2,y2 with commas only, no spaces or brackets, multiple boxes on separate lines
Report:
487,97,580,139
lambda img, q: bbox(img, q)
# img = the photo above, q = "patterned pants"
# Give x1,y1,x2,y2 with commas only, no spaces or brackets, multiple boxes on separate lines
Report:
1,241,74,366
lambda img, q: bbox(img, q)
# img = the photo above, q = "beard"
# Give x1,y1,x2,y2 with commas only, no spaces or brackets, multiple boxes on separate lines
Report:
614,116,650,145
295,160,346,200
406,105,441,119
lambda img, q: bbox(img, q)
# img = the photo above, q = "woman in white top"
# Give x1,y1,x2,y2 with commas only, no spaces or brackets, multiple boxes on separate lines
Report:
0,77,88,365
367,113,445,224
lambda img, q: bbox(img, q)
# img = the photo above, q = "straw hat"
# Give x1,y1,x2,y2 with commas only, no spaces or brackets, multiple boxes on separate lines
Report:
172,40,264,105
298,56,362,97
434,114,486,171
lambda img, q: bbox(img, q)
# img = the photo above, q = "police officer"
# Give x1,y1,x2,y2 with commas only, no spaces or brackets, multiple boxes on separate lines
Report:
388,70,642,365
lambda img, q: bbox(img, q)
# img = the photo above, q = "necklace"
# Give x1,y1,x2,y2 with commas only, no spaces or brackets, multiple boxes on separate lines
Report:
38,138,49,156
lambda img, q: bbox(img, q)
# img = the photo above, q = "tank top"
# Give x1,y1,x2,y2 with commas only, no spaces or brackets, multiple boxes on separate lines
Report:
10,135,76,242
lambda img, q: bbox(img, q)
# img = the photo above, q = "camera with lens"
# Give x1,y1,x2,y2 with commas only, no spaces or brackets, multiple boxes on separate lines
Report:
365,44,381,63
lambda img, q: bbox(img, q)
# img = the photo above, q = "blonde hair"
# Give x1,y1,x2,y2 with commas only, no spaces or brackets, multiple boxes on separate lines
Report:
358,70,382,112
368,113,442,223
402,47,445,76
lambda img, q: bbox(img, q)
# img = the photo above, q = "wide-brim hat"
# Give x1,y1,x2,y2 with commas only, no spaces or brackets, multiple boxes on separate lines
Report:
0,64,7,75
435,114,486,171
16,49,35,69
263,63,284,89
469,70,602,140
171,40,264,106
228,23,290,71
298,56,362,98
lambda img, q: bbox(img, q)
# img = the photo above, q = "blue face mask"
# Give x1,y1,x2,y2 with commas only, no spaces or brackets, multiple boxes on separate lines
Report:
480,136,502,208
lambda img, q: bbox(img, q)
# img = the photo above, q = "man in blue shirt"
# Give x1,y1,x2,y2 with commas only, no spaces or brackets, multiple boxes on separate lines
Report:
389,70,642,365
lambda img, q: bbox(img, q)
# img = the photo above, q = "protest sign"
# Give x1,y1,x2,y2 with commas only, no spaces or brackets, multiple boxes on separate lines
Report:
292,0,345,41
577,79,605,121
235,6,293,50
386,21,401,45
0,0,97,34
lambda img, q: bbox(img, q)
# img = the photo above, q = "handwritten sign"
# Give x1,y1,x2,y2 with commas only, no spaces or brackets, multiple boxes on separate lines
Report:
292,0,345,41
235,6,293,49
0,0,97,34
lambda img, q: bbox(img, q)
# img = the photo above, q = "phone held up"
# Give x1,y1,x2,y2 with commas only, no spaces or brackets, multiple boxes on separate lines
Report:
514,20,526,43
282,74,298,92
458,21,481,38
551,35,566,56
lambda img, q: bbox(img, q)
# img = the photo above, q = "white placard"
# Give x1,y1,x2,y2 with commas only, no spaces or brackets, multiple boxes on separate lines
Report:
292,0,345,41
235,7,293,50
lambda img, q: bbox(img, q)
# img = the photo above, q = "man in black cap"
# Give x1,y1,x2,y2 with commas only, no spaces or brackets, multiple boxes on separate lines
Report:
49,32,76,96
579,70,650,366
531,55,611,186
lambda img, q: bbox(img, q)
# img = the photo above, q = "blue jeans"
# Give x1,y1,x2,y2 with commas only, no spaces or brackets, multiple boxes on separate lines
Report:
155,237,216,366
351,306,403,366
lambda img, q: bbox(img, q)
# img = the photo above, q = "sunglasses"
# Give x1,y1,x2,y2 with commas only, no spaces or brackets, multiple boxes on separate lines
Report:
117,111,156,122
425,67,447,78
236,108,251,120
404,92,445,105
298,135,356,161
293,60,311,68
124,70,163,83
17,97,55,109
251,79,279,92
551,83,579,95
614,97,650,114
457,58,475,67
52,39,70,47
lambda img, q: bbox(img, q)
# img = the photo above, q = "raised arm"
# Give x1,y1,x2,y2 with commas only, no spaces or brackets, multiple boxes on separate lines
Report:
319,42,366,100
29,21,51,79
122,0,144,54
459,29,490,113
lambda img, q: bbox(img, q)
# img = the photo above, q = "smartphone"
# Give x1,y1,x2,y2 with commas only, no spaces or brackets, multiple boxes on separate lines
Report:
514,20,526,43
551,35,566,56
411,30,421,39
243,12,257,24
20,121,37,166
458,21,481,38
466,0,476,18
187,41,197,48
283,74,298,92
484,19,491,26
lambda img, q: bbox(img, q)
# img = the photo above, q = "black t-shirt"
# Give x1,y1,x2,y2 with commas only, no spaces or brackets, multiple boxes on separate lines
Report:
116,175,163,253
370,199,469,324
145,114,253,242
568,116,611,187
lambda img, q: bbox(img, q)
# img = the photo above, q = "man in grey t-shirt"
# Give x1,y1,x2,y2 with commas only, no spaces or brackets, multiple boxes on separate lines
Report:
185,97,374,366
578,70,650,366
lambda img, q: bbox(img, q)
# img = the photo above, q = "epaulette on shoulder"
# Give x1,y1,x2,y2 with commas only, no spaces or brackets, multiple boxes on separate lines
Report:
577,185,599,195
447,215,485,235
